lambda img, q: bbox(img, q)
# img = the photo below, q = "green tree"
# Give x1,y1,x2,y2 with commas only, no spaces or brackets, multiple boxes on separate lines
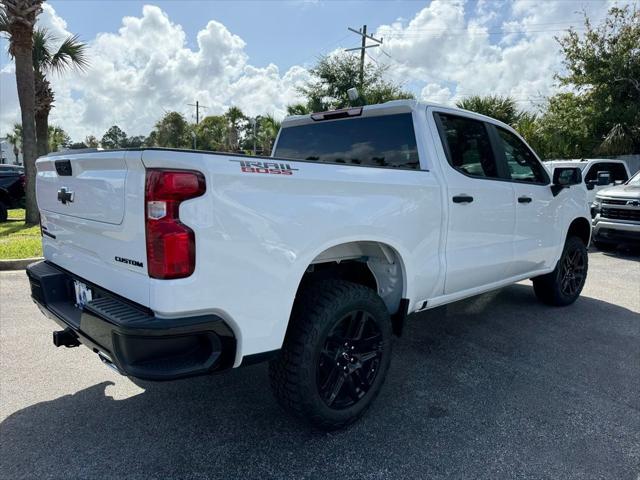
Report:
535,93,596,159
144,130,158,147
124,135,145,148
0,0,43,225
196,115,227,151
456,95,521,125
48,125,70,152
100,125,128,149
224,107,246,151
5,123,22,164
31,28,88,157
257,114,281,155
152,111,190,148
556,5,640,154
512,111,544,156
299,53,413,111
84,135,99,147
286,104,310,116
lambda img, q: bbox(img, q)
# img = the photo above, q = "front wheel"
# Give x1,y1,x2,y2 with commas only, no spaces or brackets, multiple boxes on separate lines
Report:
533,235,588,306
269,280,392,430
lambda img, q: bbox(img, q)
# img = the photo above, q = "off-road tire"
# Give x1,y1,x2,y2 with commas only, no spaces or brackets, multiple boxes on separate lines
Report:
533,235,588,306
269,280,392,430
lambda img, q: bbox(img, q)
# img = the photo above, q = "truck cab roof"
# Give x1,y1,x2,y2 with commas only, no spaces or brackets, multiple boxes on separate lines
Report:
281,99,513,131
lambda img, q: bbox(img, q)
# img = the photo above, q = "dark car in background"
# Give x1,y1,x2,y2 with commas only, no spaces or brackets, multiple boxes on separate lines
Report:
0,165,25,222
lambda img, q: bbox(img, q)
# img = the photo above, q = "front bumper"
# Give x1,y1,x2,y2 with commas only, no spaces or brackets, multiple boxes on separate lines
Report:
26,261,236,381
592,218,640,244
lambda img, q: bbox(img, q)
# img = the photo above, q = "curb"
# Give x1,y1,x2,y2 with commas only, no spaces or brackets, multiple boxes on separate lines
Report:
0,257,43,271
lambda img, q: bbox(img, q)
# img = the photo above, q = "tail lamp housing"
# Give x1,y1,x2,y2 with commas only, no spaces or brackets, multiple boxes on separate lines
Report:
145,169,205,279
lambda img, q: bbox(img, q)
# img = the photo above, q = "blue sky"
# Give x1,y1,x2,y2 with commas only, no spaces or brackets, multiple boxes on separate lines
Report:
1,0,629,140
47,1,447,70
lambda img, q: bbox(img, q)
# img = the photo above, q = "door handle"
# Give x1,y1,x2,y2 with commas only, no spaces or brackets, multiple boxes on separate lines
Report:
518,196,532,204
452,195,474,204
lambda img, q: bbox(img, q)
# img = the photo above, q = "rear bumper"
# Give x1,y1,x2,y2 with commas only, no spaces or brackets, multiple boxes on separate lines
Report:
26,261,236,381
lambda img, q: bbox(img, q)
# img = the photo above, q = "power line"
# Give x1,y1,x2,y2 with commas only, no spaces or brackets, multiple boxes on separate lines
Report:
187,100,208,149
346,25,384,90
187,100,208,125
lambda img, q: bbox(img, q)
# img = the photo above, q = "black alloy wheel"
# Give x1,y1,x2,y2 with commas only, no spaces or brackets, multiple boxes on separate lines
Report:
559,246,587,297
533,235,588,306
317,310,383,410
269,280,392,430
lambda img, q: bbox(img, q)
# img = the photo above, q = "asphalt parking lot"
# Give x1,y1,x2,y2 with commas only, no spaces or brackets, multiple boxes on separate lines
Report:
1,250,639,480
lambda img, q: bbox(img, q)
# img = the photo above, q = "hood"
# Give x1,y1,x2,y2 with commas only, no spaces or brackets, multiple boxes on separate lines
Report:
596,184,640,200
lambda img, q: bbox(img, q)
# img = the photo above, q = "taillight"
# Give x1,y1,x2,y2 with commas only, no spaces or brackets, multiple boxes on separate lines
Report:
19,174,25,188
145,169,205,279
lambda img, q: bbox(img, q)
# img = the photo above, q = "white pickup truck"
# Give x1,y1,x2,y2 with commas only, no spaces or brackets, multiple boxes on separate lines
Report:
27,100,591,429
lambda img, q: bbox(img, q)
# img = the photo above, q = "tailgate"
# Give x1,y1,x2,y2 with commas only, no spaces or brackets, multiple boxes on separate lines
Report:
37,152,127,224
36,150,150,307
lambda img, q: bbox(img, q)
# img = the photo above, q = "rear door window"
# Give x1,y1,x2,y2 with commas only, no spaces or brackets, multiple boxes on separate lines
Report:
435,113,500,179
274,113,420,170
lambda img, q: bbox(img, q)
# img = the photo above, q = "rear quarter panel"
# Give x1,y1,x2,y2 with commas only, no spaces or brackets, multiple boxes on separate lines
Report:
141,150,443,363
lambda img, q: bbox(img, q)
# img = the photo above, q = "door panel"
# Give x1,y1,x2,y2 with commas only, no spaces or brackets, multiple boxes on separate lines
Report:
433,112,516,295
491,126,558,276
510,184,557,274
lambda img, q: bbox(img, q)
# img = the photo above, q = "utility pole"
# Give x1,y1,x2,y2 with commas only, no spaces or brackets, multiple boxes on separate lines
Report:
187,100,208,150
187,100,208,125
346,25,383,91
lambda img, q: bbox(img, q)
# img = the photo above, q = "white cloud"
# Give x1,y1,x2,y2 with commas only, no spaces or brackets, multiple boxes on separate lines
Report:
420,83,452,104
1,4,309,140
372,0,630,111
0,1,634,140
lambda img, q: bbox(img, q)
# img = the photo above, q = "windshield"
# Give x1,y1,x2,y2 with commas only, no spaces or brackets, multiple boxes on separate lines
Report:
274,113,419,170
628,170,640,185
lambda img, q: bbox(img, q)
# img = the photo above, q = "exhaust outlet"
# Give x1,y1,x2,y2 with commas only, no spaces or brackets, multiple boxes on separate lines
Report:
53,328,80,348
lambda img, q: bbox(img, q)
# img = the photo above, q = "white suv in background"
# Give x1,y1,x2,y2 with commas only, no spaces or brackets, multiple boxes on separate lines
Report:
545,159,631,204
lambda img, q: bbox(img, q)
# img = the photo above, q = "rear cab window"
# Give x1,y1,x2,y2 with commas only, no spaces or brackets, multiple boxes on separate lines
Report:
273,113,420,170
584,162,629,183
434,113,500,179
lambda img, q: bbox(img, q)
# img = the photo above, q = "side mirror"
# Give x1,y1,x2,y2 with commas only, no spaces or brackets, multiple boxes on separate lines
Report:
551,167,582,196
597,171,611,186
586,180,595,190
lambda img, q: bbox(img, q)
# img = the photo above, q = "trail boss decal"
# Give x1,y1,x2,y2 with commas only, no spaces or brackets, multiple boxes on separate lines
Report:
231,160,299,175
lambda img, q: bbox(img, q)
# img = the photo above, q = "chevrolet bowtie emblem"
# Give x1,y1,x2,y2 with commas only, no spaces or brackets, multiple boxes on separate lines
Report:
57,187,74,205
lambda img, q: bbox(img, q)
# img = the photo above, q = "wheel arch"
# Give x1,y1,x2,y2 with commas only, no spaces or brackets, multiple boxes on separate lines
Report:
294,240,408,317
566,216,591,246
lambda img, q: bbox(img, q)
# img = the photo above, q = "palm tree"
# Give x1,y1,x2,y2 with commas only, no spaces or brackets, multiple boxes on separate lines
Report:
32,28,88,157
0,0,43,225
258,114,281,155
224,106,246,152
5,124,22,164
456,95,520,126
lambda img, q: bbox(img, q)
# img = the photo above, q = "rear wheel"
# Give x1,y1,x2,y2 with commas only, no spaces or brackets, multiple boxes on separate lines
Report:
0,202,7,223
533,235,588,306
269,280,392,430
